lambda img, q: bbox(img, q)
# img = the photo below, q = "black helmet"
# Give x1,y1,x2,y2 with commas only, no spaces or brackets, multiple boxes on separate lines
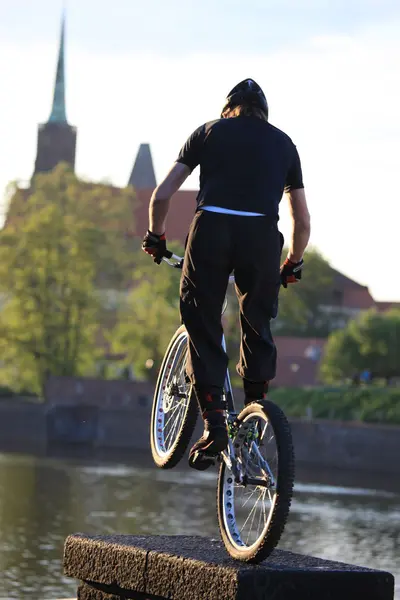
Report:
221,78,268,118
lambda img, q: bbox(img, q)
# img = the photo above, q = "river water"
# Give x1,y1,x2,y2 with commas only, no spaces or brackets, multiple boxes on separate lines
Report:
0,451,398,599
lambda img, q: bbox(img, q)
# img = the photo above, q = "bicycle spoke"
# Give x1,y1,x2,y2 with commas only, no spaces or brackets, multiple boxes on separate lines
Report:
256,490,265,540
177,357,186,381
164,401,186,447
240,487,263,541
238,485,258,509
246,495,260,545
239,487,261,532
168,400,187,445
262,492,268,523
260,421,268,440
163,400,183,430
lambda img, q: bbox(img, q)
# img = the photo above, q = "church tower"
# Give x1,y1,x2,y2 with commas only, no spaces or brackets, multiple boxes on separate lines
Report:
33,15,77,176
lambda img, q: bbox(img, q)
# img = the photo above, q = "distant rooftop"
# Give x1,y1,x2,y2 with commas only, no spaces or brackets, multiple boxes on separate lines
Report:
128,144,157,189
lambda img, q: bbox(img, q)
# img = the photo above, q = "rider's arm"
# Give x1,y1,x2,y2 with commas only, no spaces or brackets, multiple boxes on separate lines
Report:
149,162,191,234
149,125,205,234
286,188,311,263
284,145,311,263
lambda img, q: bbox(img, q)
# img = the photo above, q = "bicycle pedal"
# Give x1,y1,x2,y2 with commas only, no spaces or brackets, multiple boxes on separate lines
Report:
188,450,216,471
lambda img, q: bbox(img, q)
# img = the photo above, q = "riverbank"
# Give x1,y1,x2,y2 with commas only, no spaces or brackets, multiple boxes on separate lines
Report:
1,394,400,478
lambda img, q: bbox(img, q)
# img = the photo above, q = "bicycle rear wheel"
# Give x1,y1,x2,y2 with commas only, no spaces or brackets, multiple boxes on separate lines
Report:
217,400,295,562
150,325,198,469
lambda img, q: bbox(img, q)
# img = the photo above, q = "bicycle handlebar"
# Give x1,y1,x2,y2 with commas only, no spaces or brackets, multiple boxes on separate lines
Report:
162,253,183,268
163,253,235,283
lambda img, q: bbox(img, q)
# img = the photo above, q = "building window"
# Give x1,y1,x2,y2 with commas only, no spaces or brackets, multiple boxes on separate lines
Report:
304,346,321,361
332,289,343,306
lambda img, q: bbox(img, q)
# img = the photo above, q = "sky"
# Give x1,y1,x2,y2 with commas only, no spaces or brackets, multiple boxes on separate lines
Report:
0,0,399,300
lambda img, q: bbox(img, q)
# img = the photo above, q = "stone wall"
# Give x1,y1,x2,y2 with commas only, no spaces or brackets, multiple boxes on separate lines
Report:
1,377,400,476
44,376,153,447
44,375,154,408
291,419,400,474
0,399,47,452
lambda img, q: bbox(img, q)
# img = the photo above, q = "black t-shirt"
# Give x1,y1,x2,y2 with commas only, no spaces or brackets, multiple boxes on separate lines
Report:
176,116,304,219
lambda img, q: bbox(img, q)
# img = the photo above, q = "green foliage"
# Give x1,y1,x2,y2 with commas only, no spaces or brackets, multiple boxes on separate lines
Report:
0,163,136,396
270,386,400,424
0,385,37,399
272,246,336,337
320,309,400,384
111,242,184,381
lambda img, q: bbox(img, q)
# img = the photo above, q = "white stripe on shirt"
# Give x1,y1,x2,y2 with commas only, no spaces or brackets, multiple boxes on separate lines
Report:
202,205,265,217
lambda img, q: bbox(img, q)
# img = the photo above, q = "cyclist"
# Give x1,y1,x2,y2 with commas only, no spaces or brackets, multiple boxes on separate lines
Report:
142,79,311,470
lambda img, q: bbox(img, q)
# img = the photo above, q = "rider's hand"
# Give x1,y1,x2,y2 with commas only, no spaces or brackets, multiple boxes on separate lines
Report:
142,230,170,265
280,257,304,288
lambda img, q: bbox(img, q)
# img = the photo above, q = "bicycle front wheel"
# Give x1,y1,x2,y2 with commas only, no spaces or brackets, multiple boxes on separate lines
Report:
150,325,198,469
217,400,295,562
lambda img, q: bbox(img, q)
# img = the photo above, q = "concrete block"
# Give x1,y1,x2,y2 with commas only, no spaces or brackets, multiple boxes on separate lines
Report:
77,581,161,599
64,534,394,600
77,582,120,599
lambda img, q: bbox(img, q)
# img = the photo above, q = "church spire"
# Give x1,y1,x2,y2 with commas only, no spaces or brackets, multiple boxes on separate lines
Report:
48,13,67,124
32,11,77,177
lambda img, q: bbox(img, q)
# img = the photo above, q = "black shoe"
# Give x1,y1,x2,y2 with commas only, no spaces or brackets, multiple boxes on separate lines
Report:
188,410,228,471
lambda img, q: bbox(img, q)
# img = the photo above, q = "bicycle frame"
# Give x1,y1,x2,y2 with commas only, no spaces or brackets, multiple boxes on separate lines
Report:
163,253,274,489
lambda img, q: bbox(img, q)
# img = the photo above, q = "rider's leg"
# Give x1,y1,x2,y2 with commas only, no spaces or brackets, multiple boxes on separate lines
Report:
179,211,233,468
188,386,229,469
243,378,269,405
180,211,232,388
232,219,282,406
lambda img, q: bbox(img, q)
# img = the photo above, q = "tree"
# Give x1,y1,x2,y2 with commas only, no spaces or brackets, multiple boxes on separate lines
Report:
0,163,136,395
320,309,400,384
318,327,361,384
111,242,184,381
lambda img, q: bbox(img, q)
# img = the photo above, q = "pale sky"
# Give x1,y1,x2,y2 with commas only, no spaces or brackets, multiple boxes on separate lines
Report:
1,0,399,300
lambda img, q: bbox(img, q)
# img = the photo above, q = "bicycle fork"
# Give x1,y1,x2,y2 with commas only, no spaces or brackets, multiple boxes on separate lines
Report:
221,436,276,490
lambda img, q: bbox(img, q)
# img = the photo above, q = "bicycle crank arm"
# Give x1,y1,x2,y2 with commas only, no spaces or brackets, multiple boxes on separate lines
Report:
189,450,216,471
244,475,275,489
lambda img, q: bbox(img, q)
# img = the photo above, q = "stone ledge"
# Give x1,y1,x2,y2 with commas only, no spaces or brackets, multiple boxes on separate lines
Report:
64,534,395,600
77,581,164,599
77,582,120,599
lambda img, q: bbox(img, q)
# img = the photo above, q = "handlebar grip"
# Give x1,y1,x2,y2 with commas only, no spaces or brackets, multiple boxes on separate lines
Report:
174,259,184,270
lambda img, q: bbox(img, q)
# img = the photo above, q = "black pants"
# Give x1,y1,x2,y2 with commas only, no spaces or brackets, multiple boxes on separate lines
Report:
180,210,282,391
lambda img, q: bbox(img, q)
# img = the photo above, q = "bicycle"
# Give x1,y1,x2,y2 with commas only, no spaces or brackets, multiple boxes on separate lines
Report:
149,252,295,563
